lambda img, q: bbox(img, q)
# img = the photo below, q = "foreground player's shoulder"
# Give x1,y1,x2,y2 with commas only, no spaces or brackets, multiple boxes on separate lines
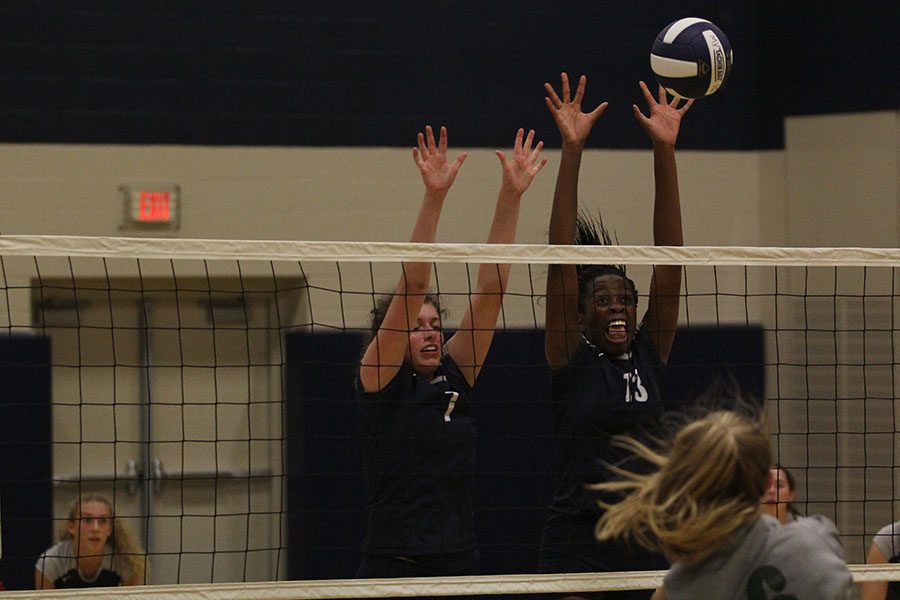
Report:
759,515,852,599
781,514,843,550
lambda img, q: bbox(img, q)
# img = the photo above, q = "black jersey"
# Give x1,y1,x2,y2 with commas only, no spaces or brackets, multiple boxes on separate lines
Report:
548,326,665,519
357,354,477,566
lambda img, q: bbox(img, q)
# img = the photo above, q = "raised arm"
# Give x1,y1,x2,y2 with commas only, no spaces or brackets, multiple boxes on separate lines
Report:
543,73,608,369
446,128,546,385
632,82,692,364
359,126,467,392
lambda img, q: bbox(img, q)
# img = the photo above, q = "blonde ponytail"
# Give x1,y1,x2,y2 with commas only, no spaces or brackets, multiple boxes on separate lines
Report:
595,410,771,567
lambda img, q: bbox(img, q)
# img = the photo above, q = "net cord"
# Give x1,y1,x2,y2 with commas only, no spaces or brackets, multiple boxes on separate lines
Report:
2,235,900,266
3,565,900,599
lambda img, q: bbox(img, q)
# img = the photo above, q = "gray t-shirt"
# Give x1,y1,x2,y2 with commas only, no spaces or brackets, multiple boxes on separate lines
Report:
873,521,900,560
664,515,853,600
35,539,132,588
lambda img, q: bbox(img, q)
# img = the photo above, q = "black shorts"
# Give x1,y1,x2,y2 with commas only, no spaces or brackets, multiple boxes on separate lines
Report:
538,513,667,600
356,552,475,579
356,553,475,600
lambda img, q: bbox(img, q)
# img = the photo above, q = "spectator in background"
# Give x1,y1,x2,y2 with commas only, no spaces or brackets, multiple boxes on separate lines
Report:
35,492,147,589
862,521,900,600
761,465,801,525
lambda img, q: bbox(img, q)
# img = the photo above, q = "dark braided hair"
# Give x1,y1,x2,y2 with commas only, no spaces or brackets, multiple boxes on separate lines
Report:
575,211,638,311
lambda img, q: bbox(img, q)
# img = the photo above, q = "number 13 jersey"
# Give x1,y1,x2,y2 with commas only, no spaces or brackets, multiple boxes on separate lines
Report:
548,325,666,519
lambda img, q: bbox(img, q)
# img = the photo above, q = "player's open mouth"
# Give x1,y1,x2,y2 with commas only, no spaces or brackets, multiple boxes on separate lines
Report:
607,320,628,343
421,345,439,354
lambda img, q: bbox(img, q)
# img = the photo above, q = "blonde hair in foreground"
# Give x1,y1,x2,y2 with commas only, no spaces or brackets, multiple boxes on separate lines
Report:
61,492,148,584
595,410,771,567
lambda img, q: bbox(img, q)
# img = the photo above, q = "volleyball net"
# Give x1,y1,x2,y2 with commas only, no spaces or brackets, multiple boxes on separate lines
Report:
0,235,898,597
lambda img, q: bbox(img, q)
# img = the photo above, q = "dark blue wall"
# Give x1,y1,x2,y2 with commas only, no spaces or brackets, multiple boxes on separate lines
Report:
0,336,53,591
0,2,895,150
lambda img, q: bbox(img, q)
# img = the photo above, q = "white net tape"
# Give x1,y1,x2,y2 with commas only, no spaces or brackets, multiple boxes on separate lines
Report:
2,565,900,599
1,235,899,266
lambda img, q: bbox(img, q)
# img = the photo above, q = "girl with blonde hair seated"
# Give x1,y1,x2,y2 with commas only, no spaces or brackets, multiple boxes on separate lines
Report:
35,492,147,589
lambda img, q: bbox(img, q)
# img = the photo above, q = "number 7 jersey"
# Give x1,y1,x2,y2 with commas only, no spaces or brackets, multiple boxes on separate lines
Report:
356,354,477,562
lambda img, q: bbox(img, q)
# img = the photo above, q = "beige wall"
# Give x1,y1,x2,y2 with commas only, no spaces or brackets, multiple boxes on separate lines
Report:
784,111,899,247
2,112,895,247
2,112,895,249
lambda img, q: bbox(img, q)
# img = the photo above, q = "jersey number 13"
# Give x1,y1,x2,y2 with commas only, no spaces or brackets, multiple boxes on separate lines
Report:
622,371,648,403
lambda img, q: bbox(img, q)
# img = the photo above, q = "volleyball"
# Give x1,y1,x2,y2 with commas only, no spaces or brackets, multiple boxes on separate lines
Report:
650,17,733,99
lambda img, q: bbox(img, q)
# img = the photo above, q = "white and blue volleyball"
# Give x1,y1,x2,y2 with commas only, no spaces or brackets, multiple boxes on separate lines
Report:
650,17,733,99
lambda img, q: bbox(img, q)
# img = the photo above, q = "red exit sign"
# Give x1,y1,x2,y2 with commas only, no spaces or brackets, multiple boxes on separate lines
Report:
138,191,171,222
123,184,180,229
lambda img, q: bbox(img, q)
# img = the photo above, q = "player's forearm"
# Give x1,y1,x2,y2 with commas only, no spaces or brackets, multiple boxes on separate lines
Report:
548,144,584,245
485,189,522,246
474,190,521,293
400,189,446,292
409,189,447,243
651,143,683,247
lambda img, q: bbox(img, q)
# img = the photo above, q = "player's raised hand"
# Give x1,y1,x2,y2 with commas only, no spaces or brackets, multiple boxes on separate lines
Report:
632,81,693,147
413,125,468,195
544,72,608,147
495,128,548,197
